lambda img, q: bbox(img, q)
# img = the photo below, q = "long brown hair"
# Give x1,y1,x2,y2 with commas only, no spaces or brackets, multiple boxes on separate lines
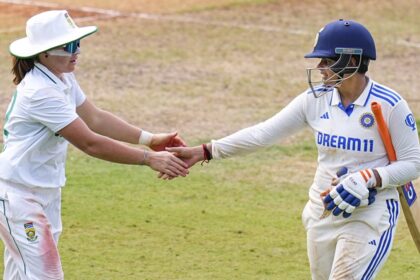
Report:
11,56,36,85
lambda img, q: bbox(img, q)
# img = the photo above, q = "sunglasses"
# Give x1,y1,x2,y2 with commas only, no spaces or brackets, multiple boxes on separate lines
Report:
63,40,80,54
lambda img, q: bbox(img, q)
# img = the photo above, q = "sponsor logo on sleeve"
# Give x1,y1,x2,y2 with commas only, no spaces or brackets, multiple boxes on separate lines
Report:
405,113,416,131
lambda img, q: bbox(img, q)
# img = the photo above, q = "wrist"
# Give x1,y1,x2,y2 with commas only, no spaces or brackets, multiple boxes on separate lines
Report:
191,146,202,161
139,130,153,146
372,169,382,188
359,169,379,188
202,143,212,162
139,149,150,165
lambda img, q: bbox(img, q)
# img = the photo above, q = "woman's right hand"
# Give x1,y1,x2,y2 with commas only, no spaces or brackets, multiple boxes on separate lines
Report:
157,146,205,180
165,146,204,168
146,150,189,178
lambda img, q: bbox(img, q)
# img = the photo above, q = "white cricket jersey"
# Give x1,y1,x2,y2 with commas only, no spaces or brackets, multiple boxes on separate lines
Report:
0,63,86,188
212,78,420,207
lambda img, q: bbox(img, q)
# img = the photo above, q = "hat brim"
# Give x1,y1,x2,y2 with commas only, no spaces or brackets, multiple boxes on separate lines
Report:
9,26,98,58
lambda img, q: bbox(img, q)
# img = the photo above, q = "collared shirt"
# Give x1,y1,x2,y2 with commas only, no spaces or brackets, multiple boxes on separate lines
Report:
0,63,86,188
212,78,420,207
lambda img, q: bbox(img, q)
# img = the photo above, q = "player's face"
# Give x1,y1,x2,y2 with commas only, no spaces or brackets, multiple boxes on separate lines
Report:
40,47,79,77
316,58,338,86
48,53,78,75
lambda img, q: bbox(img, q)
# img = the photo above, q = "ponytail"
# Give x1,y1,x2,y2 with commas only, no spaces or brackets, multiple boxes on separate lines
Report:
11,56,35,85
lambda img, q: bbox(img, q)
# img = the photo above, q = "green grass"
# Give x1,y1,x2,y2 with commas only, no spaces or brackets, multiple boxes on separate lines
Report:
60,145,313,279
0,143,419,279
0,0,419,278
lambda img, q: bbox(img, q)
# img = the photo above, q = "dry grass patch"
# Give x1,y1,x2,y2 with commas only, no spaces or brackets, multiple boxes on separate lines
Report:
1,0,419,142
37,0,275,13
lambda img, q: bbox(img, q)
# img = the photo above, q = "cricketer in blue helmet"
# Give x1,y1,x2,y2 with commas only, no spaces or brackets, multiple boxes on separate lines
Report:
166,19,420,279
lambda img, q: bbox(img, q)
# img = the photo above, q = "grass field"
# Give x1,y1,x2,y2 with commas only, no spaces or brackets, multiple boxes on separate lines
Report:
0,0,419,279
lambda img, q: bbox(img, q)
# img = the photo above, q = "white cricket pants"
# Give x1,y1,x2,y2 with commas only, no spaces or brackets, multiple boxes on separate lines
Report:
302,197,399,280
0,179,64,280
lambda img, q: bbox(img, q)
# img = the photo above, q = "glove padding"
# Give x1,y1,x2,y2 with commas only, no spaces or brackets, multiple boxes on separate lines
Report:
323,169,377,218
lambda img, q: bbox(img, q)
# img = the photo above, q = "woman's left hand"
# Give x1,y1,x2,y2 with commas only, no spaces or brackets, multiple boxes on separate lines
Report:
149,131,187,151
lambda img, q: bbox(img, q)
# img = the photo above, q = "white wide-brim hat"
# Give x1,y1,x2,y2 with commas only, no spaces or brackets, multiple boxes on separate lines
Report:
10,10,97,58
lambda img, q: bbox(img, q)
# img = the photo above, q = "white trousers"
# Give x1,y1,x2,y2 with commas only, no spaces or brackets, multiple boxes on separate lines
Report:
302,198,399,280
0,179,63,280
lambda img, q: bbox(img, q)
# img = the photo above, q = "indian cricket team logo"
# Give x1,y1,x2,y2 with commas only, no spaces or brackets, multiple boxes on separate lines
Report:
24,222,38,242
360,112,375,128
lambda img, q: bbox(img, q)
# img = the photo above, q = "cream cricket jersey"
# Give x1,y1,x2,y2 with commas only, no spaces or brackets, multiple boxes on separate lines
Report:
212,78,420,206
0,63,86,188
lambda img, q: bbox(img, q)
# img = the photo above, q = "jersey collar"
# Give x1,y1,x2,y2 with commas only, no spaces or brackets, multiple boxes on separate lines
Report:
330,78,373,107
34,62,69,92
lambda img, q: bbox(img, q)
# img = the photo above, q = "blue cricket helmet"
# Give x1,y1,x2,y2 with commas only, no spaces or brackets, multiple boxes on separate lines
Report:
305,19,376,60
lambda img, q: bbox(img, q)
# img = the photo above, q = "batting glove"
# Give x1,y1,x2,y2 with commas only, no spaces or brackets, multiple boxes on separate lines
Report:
323,169,378,218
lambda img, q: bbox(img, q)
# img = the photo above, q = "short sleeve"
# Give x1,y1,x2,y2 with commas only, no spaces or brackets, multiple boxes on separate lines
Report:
28,88,79,133
67,72,86,107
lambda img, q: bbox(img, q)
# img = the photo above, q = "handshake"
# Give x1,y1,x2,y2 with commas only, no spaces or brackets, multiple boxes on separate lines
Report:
140,131,210,180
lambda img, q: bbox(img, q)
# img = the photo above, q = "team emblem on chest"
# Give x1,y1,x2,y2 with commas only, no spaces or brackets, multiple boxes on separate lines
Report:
24,222,38,242
360,112,375,128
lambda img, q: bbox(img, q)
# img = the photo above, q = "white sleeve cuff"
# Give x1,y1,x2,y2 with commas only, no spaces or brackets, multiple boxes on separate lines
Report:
376,167,390,188
211,139,223,159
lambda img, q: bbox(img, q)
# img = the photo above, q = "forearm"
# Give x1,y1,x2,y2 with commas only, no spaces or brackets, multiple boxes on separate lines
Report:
89,109,141,144
211,118,302,159
61,117,188,178
78,134,145,165
377,160,420,188
211,127,269,159
211,93,307,159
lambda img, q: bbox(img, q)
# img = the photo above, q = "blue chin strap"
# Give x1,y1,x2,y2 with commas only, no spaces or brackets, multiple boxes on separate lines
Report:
63,39,80,54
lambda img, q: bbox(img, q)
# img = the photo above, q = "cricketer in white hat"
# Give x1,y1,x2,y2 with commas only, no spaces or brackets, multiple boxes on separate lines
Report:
10,10,97,58
0,10,189,280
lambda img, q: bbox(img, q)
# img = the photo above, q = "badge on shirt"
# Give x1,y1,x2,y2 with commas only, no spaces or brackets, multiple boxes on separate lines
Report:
360,112,375,128
24,222,38,242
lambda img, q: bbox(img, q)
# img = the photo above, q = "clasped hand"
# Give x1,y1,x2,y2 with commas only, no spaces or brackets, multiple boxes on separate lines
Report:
144,133,203,180
158,146,204,180
146,132,191,178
